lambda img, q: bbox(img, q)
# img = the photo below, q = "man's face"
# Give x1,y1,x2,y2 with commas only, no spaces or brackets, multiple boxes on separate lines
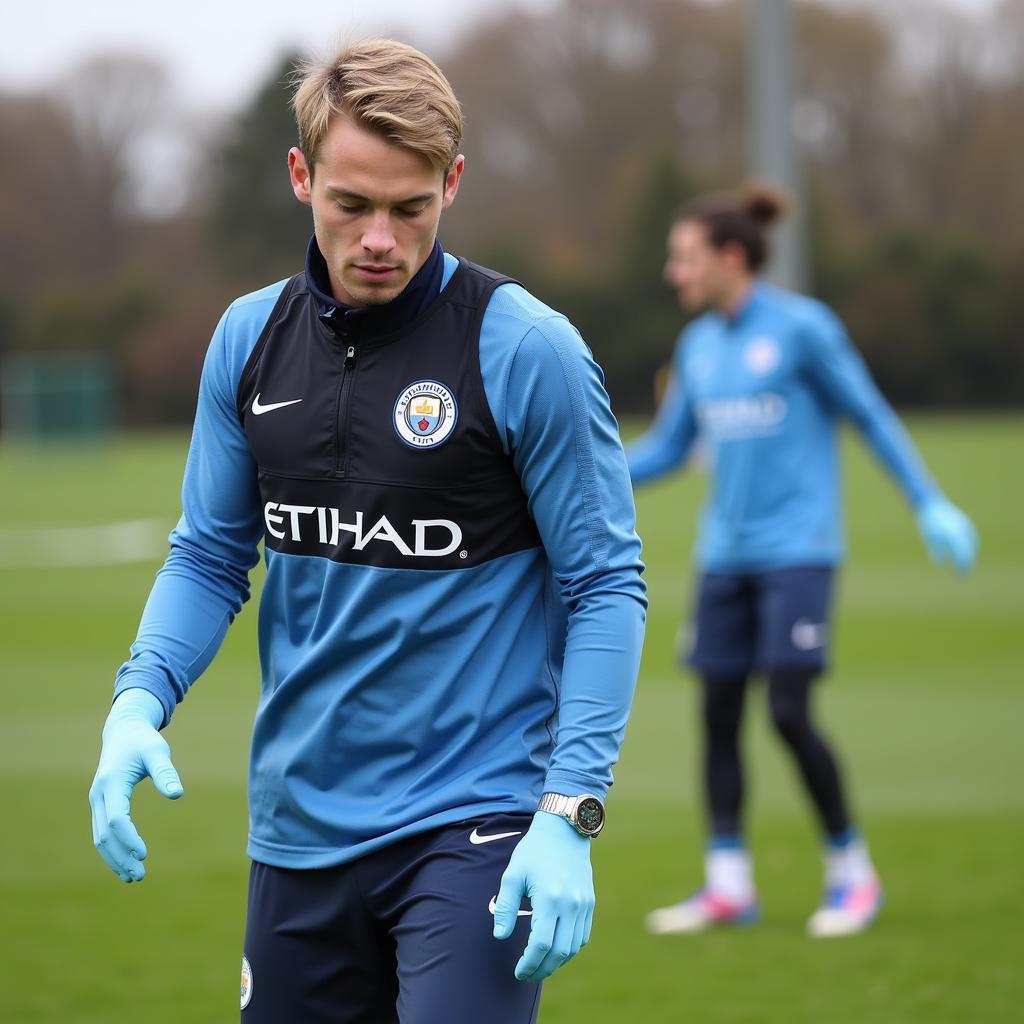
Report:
663,220,735,311
289,115,463,307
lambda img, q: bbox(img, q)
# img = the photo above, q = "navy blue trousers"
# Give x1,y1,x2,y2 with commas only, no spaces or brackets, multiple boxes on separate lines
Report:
241,813,541,1023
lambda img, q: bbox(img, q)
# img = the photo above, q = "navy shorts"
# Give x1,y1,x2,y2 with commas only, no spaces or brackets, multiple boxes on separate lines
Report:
685,566,835,677
240,813,540,1024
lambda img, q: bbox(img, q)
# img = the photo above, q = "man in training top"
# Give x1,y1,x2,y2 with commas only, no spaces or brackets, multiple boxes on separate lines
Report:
89,38,646,1023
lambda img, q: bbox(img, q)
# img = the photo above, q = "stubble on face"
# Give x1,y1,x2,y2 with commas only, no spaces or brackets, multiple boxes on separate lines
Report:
336,255,412,307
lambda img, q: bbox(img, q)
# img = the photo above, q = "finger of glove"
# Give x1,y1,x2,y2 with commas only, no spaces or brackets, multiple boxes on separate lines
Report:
521,911,578,982
492,867,526,940
571,910,588,955
93,790,144,881
953,544,973,574
927,536,952,566
929,527,974,573
953,524,979,574
514,906,557,981
141,743,183,799
582,900,594,947
102,779,148,864
90,792,131,882
95,836,135,882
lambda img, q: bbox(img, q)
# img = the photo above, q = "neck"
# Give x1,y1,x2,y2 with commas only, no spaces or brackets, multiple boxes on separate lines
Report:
719,275,755,318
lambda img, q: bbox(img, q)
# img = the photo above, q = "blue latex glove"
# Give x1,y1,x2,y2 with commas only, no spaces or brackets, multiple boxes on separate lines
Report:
492,810,595,982
916,495,978,574
88,688,183,883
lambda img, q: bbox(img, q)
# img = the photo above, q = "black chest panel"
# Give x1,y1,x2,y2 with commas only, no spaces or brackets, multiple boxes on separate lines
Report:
236,260,541,570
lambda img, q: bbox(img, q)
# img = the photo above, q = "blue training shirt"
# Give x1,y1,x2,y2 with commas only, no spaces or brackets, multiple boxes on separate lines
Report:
113,249,647,869
627,282,937,572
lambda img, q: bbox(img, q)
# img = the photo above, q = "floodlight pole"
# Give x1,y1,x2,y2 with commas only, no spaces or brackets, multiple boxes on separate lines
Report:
749,0,806,291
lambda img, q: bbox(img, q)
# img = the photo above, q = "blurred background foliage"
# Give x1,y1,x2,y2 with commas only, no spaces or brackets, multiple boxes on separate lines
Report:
2,0,1022,423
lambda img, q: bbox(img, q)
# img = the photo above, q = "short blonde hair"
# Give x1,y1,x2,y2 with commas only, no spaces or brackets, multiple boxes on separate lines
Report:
291,38,463,175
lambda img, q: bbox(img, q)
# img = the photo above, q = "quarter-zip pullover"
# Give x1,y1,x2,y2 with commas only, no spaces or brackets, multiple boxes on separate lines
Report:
628,283,937,571
114,247,647,868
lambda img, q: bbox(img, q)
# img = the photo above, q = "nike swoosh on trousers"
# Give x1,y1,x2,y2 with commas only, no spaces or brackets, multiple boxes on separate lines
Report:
469,828,523,845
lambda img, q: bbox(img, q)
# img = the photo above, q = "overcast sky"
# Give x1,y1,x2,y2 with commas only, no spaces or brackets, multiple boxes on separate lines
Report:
3,0,561,112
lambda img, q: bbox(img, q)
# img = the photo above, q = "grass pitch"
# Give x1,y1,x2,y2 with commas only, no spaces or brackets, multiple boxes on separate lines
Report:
0,416,1021,1022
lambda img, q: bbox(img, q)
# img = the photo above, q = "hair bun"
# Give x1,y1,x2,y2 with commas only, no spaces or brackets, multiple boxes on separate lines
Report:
742,183,789,226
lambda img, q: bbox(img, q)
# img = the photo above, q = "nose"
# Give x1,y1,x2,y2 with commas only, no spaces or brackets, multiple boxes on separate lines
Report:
362,213,396,257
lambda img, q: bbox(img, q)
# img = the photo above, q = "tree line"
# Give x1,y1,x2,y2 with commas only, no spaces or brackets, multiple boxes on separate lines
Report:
1,0,1021,426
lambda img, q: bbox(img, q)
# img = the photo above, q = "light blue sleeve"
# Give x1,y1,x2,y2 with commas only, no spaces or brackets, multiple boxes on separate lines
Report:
482,293,647,798
800,305,938,508
625,333,699,484
112,290,279,725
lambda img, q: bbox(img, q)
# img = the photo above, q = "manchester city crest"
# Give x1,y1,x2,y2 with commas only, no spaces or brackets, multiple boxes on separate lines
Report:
744,335,781,376
240,956,253,1010
393,380,458,449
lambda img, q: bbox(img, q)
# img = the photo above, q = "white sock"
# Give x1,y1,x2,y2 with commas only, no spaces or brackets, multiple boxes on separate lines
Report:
825,838,875,889
705,846,755,903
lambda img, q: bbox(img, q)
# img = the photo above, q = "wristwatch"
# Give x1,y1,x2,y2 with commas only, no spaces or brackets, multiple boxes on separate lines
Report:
538,792,605,838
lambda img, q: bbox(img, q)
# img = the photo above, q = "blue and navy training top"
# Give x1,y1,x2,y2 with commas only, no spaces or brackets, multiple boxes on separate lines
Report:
627,282,937,571
114,240,647,869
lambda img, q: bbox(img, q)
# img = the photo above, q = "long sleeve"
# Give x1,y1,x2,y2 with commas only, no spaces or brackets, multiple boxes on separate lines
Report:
625,336,699,484
112,292,278,726
487,303,647,798
800,307,938,508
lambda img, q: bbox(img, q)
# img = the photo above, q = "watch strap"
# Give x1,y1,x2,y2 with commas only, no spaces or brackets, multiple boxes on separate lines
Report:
538,792,577,818
538,791,605,837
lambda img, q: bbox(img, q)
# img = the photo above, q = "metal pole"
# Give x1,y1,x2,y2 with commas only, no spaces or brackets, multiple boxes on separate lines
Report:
749,0,806,291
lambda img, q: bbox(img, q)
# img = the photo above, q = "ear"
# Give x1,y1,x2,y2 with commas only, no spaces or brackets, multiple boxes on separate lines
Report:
721,240,749,274
441,154,465,210
289,147,313,206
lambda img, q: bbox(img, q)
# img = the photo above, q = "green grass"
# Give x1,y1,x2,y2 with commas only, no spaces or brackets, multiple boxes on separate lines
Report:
1,416,1022,1022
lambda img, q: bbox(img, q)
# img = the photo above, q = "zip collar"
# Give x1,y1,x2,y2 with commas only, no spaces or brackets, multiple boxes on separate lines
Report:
304,235,445,339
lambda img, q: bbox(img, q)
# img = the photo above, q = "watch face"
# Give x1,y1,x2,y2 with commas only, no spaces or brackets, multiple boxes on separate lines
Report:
575,797,604,835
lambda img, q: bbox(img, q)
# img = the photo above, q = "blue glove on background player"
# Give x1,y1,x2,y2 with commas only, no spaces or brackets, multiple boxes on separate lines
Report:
916,494,978,574
88,688,183,883
492,810,595,982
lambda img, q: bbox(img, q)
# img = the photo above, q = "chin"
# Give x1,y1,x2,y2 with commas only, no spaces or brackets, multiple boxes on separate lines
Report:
347,281,407,307
351,291,393,307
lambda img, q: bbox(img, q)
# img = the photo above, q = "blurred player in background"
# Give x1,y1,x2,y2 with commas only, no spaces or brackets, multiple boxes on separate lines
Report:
628,185,976,937
88,38,646,1021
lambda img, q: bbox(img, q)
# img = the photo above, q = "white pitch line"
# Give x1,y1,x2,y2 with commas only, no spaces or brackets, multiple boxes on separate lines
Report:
0,519,169,567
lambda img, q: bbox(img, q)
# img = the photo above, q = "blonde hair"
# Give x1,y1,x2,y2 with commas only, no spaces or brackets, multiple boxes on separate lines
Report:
291,38,463,175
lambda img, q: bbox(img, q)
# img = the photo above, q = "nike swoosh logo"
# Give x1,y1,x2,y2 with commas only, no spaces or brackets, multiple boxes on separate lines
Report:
488,896,532,917
469,828,522,845
792,618,828,651
252,393,303,415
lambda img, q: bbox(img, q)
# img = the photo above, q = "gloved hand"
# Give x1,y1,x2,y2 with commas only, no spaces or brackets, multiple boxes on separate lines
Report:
492,810,595,982
916,494,978,574
88,688,183,883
